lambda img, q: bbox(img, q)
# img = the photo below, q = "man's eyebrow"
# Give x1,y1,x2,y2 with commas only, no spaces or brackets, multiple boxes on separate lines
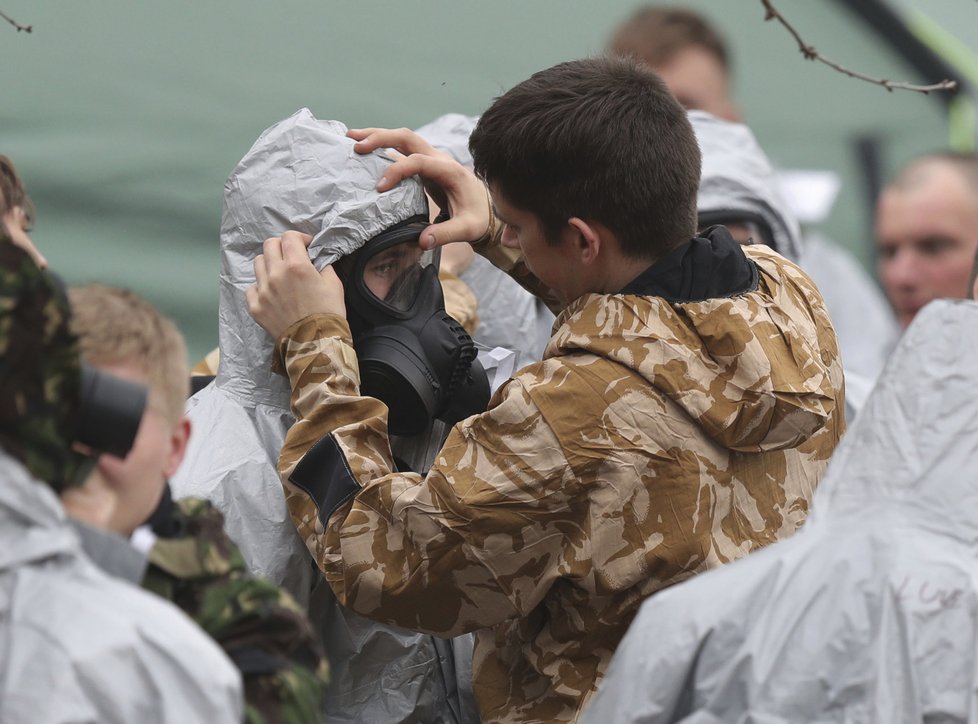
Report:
491,205,511,225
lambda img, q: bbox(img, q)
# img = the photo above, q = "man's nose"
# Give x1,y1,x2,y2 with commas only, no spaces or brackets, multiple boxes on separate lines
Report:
884,249,920,288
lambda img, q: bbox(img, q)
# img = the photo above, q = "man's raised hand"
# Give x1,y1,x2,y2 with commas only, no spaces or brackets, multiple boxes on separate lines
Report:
348,127,493,250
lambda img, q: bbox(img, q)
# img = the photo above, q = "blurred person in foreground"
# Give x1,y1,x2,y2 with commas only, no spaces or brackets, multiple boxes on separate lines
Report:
64,283,329,724
0,209,242,722
582,297,978,723
0,155,47,268
876,151,978,329
610,5,899,382
247,57,845,722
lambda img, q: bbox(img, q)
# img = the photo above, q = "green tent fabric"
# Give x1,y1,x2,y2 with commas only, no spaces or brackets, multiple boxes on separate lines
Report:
2,0,973,358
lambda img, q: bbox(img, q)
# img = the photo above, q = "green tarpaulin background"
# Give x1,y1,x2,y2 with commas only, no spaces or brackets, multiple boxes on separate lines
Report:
2,0,974,358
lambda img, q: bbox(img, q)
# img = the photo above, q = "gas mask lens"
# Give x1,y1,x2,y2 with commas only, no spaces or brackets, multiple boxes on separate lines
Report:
361,239,439,312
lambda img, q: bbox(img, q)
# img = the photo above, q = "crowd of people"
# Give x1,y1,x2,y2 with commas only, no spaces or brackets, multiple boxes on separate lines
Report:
4,5,978,724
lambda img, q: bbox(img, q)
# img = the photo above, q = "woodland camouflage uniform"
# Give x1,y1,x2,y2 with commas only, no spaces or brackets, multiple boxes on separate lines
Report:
143,493,329,724
0,241,81,489
273,228,845,722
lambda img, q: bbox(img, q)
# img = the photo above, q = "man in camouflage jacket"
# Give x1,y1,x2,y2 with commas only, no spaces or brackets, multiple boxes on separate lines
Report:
248,58,845,722
142,490,329,724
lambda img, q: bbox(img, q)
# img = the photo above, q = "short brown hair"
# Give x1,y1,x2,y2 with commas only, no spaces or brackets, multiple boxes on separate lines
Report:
608,6,730,72
0,155,34,227
469,56,701,260
68,284,189,427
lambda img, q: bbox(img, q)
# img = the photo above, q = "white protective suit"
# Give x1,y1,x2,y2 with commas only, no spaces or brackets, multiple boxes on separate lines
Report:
691,110,892,412
173,108,478,723
415,113,555,367
582,298,978,723
0,450,242,724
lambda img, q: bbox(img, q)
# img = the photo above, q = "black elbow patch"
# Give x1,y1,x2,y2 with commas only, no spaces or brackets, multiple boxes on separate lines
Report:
289,434,361,526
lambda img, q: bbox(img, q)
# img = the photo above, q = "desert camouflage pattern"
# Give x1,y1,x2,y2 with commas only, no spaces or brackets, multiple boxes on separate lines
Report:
142,497,329,724
275,242,844,723
0,242,81,488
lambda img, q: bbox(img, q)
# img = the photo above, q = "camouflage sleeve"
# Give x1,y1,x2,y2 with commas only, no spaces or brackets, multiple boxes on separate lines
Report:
438,269,479,334
276,313,574,637
143,498,329,724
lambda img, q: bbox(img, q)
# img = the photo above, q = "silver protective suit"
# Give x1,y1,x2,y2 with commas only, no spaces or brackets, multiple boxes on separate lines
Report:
0,450,242,724
172,108,478,723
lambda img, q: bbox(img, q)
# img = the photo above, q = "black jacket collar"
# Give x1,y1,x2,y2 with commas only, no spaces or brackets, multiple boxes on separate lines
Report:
620,225,759,303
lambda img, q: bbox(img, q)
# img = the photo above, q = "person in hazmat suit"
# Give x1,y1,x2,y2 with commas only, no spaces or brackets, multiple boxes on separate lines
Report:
173,108,482,722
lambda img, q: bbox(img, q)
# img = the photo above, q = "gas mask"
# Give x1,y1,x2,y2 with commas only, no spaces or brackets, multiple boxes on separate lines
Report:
340,215,490,442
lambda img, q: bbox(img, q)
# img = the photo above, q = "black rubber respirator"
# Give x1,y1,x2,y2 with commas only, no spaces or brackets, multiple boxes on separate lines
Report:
342,216,490,436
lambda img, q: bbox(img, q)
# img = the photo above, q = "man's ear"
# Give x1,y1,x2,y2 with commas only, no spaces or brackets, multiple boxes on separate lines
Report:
163,417,192,479
567,217,604,265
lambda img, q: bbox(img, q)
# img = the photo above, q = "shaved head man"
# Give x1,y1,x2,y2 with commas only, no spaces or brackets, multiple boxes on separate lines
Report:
876,153,978,328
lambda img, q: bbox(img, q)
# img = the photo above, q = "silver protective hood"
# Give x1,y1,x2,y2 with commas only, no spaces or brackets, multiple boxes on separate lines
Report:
0,450,242,723
415,113,554,366
691,110,804,264
174,108,427,597
582,299,978,723
173,109,477,722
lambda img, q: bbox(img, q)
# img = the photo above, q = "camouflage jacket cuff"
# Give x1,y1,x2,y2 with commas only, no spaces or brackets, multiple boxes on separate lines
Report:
272,313,353,377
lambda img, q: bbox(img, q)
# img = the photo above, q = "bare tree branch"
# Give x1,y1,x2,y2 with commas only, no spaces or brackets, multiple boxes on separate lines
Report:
760,0,956,94
0,9,31,33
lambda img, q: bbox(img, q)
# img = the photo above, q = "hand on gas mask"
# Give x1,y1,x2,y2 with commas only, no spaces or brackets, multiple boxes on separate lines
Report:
247,231,347,341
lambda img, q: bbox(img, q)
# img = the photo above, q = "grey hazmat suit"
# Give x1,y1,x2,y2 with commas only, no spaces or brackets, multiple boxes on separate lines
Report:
692,109,895,401
172,108,477,723
415,113,554,367
0,450,242,724
582,298,978,723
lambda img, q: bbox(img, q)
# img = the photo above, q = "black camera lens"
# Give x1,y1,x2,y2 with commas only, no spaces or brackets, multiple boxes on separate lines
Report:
76,364,147,458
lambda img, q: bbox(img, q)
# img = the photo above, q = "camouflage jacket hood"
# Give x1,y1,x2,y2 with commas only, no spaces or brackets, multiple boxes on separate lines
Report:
550,228,835,453
691,111,804,264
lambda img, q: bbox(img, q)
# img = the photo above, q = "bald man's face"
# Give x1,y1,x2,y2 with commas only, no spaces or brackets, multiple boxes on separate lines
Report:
876,162,978,328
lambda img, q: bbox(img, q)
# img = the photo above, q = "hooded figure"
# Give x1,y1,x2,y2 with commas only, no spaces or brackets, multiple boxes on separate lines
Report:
691,110,892,410
0,243,242,723
415,113,555,367
582,298,978,723
173,109,478,723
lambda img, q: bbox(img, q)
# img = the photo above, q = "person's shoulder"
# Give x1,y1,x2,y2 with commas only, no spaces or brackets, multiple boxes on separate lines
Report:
148,496,247,580
7,556,241,719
